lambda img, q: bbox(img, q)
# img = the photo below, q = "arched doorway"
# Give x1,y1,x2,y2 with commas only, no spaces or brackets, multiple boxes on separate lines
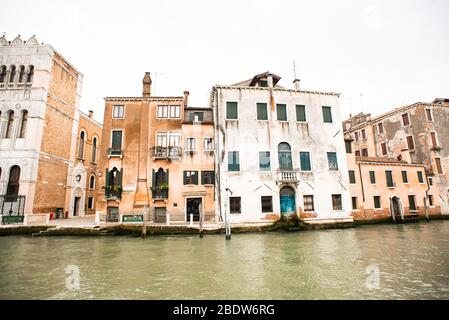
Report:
73,187,83,217
7,165,20,196
280,186,296,215
390,196,403,223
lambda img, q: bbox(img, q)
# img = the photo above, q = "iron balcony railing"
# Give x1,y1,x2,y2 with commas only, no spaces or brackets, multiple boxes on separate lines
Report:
107,148,123,158
105,188,122,200
0,195,26,216
151,146,181,159
152,189,169,200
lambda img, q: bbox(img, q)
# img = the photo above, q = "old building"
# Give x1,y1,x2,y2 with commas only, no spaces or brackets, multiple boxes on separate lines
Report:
97,73,215,223
0,35,83,221
211,72,352,225
343,98,449,220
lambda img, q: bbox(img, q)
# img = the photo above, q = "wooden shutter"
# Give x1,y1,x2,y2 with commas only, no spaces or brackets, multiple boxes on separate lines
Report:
105,169,110,185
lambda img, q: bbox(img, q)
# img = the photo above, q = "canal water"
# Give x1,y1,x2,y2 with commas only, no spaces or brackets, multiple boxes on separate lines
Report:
1,221,449,299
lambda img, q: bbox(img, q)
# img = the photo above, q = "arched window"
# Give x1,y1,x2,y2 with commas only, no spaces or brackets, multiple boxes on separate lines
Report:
19,110,28,138
78,131,85,159
18,65,26,83
278,142,293,170
91,137,97,163
9,65,16,84
0,66,6,83
4,110,14,138
89,175,95,189
7,165,21,196
26,65,34,83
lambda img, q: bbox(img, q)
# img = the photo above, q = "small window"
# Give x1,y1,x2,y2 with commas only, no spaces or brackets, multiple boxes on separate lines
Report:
111,130,123,150
112,105,124,118
186,138,196,151
386,170,394,187
345,140,352,153
428,177,433,186
183,171,198,185
354,132,359,142
426,109,433,122
417,171,424,183
201,171,214,185
26,65,34,83
257,103,268,120
261,196,273,213
408,195,417,211
87,197,94,209
299,152,311,171
351,197,358,210
369,171,376,184
348,170,356,184
355,150,361,157
4,110,14,138
303,195,314,211
401,171,408,183
170,105,180,118
230,197,241,214
9,65,16,83
204,138,213,150
157,105,168,118
19,110,28,138
226,102,238,120
89,175,95,189
406,135,415,150
78,131,85,159
189,112,204,122
322,106,333,123
296,105,306,122
91,137,97,163
374,196,381,209
228,151,240,171
361,129,366,140
428,195,434,206
402,113,410,126
327,152,338,171
381,143,387,156
259,80,268,87
259,151,271,171
361,148,368,157
435,158,443,174
332,194,342,211
377,123,384,134
430,132,438,147
276,104,287,121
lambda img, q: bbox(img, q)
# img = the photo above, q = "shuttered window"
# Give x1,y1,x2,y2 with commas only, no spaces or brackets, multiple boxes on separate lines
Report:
296,105,306,122
201,171,214,185
183,171,198,185
226,102,238,119
276,104,287,121
111,130,122,150
299,152,311,171
369,171,376,184
257,103,268,120
327,152,338,170
261,196,273,213
402,171,408,183
349,170,356,184
322,106,333,123
374,196,381,209
228,151,240,171
408,195,417,211
259,151,271,171
304,195,314,211
332,194,342,210
417,171,424,183
386,170,394,187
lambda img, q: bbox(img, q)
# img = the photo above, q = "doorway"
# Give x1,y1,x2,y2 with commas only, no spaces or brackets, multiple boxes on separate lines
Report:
390,196,403,222
73,197,80,216
186,198,202,222
280,186,296,215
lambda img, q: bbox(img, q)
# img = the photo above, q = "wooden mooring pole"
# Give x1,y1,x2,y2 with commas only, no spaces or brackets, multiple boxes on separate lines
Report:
199,202,204,238
142,203,148,239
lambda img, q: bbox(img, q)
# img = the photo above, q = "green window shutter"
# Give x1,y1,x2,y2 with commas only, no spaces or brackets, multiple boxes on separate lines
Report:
194,171,198,185
322,106,333,123
327,152,338,170
259,151,271,171
374,196,381,208
257,103,268,120
386,171,393,187
112,131,122,149
369,171,376,184
402,171,408,183
296,105,306,122
417,171,424,183
409,195,416,210
349,170,356,184
226,102,238,119
118,168,123,186
276,104,287,121
228,152,240,171
165,169,169,185
300,152,311,171
105,169,110,185
183,171,187,185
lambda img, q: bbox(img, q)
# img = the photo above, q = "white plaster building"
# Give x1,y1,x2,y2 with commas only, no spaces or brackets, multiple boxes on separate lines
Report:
211,72,352,225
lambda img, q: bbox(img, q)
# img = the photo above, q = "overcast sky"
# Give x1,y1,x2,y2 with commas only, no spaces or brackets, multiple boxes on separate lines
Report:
2,0,448,122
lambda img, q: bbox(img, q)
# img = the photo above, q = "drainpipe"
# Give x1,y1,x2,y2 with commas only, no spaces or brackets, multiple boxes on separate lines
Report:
213,88,223,223
357,162,366,202
424,169,430,222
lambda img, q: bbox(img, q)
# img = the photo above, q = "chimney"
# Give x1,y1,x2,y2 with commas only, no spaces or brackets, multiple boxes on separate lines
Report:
88,110,93,118
293,79,301,90
266,73,274,88
184,90,190,107
142,72,152,98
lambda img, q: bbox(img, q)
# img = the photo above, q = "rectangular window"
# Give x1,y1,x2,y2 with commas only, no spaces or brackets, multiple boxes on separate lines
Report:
402,113,410,126
169,132,180,147
377,123,384,134
327,152,338,170
322,106,333,123
296,105,306,122
374,196,381,209
417,171,424,183
303,195,314,211
345,140,352,153
228,151,240,171
230,197,241,214
259,80,268,87
426,108,433,122
386,170,394,187
428,195,434,206
430,132,438,147
348,170,356,184
257,103,268,120
111,130,123,150
261,196,273,213
401,171,408,183
259,151,271,171
186,138,196,150
189,112,204,122
354,132,359,141
332,194,342,210
381,143,387,156
408,195,417,211
361,129,366,140
156,132,168,147
201,171,215,185
299,152,311,171
406,135,415,150
112,105,124,118
361,148,368,157
428,177,433,186
435,157,443,174
351,197,358,210
355,150,361,157
204,138,213,150
88,197,94,209
276,104,287,121
183,171,198,185
226,101,238,120
169,105,180,118
157,105,168,118
369,171,376,184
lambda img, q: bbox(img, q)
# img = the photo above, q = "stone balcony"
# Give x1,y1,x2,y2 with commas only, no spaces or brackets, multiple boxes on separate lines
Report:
276,170,300,183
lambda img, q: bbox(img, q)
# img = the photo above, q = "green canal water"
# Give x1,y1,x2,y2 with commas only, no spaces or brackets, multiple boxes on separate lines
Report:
1,221,449,299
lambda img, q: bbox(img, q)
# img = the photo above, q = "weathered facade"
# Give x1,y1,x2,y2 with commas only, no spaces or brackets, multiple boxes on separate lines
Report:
211,72,352,225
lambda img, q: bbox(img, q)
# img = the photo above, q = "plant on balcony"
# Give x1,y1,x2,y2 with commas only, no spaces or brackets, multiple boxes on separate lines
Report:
431,146,443,151
150,183,168,192
102,185,122,193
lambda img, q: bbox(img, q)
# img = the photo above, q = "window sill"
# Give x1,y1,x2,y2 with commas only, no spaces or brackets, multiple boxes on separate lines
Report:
374,208,383,211
112,117,124,120
226,119,239,121
230,212,241,214
276,120,288,123
257,119,269,122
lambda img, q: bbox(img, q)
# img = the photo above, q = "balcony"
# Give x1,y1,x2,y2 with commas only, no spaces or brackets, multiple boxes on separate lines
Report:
151,146,181,159
108,148,123,158
104,186,122,200
151,188,169,200
276,170,300,183
0,195,26,216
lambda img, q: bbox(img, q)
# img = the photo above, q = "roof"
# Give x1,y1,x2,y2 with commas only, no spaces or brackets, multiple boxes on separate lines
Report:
230,71,282,87
355,156,424,167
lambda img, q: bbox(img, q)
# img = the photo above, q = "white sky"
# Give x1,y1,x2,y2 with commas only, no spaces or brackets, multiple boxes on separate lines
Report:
1,0,448,123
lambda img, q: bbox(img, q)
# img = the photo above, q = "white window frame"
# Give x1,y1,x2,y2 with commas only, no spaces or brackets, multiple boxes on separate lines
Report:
112,105,125,119
204,137,213,150
426,108,433,122
169,105,180,118
156,132,168,147
157,105,169,118
186,137,196,151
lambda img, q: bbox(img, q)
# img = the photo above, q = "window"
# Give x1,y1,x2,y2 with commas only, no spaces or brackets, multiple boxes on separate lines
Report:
26,65,34,83
111,130,123,150
201,171,214,185
169,105,180,118
426,108,433,122
230,197,241,214
381,143,387,156
0,65,6,83
406,135,415,150
183,171,198,185
303,195,314,211
259,151,271,171
87,197,94,209
152,168,168,199
354,132,359,141
89,175,95,189
112,105,124,118
351,197,358,210
430,132,438,147
4,110,14,138
19,110,28,138
6,165,20,196
261,196,273,213
276,104,287,121
417,171,424,183
361,148,368,157
327,152,338,171
374,196,381,209
156,132,168,147
322,106,333,123
349,170,356,184
332,194,342,210
226,102,238,119
91,137,97,163
355,150,361,157
369,171,376,184
377,123,384,134
299,152,311,171
429,177,433,186
278,143,293,170
186,138,196,151
402,113,410,126
386,170,394,187
296,105,306,122
204,138,213,150
9,65,16,83
345,140,352,153
18,65,26,83
189,112,204,122
228,151,240,171
257,103,268,120
435,158,443,174
361,129,366,140
78,131,85,159
157,105,168,118
428,195,434,206
401,171,408,183
259,80,268,87
408,195,417,211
